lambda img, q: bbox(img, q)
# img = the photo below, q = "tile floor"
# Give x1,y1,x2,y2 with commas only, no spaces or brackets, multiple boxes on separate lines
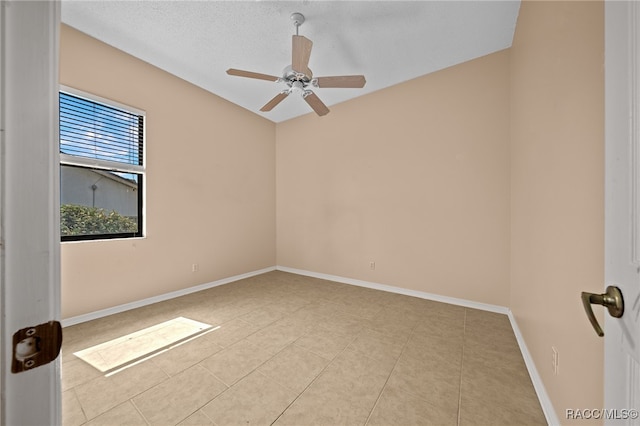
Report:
61,271,547,426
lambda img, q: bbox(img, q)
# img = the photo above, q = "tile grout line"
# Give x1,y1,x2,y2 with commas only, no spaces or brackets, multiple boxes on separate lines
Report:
166,325,305,424
129,397,151,426
70,387,90,426
457,308,467,426
269,328,363,425
72,364,173,423
199,407,216,425
169,341,269,424
198,302,361,424
362,315,420,426
174,391,218,426
125,365,203,425
202,337,290,389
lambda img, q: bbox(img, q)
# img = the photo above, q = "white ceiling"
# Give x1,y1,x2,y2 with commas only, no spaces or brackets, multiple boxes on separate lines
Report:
61,1,520,123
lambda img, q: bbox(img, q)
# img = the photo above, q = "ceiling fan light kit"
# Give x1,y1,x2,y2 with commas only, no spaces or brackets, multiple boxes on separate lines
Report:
226,12,366,117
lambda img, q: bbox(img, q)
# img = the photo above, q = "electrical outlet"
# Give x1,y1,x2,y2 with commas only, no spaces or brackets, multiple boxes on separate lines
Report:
370,261,376,270
552,346,559,375
191,263,199,272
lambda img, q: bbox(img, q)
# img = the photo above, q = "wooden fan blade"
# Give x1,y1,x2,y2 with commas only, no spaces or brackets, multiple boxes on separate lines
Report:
260,92,289,112
292,35,313,76
315,75,366,88
226,68,280,82
304,92,329,116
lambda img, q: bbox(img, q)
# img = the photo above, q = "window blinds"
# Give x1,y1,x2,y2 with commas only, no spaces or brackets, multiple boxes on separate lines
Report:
59,92,143,167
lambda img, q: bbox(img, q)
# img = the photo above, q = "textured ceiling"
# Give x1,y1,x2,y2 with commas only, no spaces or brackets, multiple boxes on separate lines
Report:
61,1,520,123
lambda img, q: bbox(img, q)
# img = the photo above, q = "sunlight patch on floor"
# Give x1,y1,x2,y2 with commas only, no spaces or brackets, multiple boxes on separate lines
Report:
74,317,213,372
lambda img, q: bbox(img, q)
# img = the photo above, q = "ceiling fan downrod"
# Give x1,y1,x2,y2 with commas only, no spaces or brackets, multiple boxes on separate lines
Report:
290,12,305,36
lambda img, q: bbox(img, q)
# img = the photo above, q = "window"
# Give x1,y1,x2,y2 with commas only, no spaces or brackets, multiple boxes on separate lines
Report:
59,87,145,241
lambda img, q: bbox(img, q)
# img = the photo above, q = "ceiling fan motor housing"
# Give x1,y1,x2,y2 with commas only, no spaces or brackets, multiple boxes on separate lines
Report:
283,65,311,84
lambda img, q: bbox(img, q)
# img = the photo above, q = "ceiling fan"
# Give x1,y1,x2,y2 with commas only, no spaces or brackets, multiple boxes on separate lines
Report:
226,12,366,117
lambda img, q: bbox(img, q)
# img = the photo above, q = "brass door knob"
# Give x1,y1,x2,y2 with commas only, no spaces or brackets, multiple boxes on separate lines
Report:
581,286,624,337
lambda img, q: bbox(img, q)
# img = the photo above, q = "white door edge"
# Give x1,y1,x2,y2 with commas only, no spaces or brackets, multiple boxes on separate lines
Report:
0,1,62,425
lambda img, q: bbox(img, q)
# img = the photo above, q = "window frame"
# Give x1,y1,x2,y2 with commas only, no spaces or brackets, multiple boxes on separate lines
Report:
59,85,146,242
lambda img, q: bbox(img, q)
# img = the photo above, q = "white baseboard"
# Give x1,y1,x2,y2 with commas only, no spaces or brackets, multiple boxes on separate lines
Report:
61,266,276,327
277,265,556,425
276,265,509,314
508,311,559,426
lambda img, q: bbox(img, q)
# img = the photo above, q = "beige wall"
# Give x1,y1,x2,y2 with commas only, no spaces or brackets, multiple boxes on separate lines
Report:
60,25,276,319
510,1,604,421
276,50,511,307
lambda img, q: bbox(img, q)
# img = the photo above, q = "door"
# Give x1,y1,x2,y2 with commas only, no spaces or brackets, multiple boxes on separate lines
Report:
0,1,61,425
605,1,640,423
